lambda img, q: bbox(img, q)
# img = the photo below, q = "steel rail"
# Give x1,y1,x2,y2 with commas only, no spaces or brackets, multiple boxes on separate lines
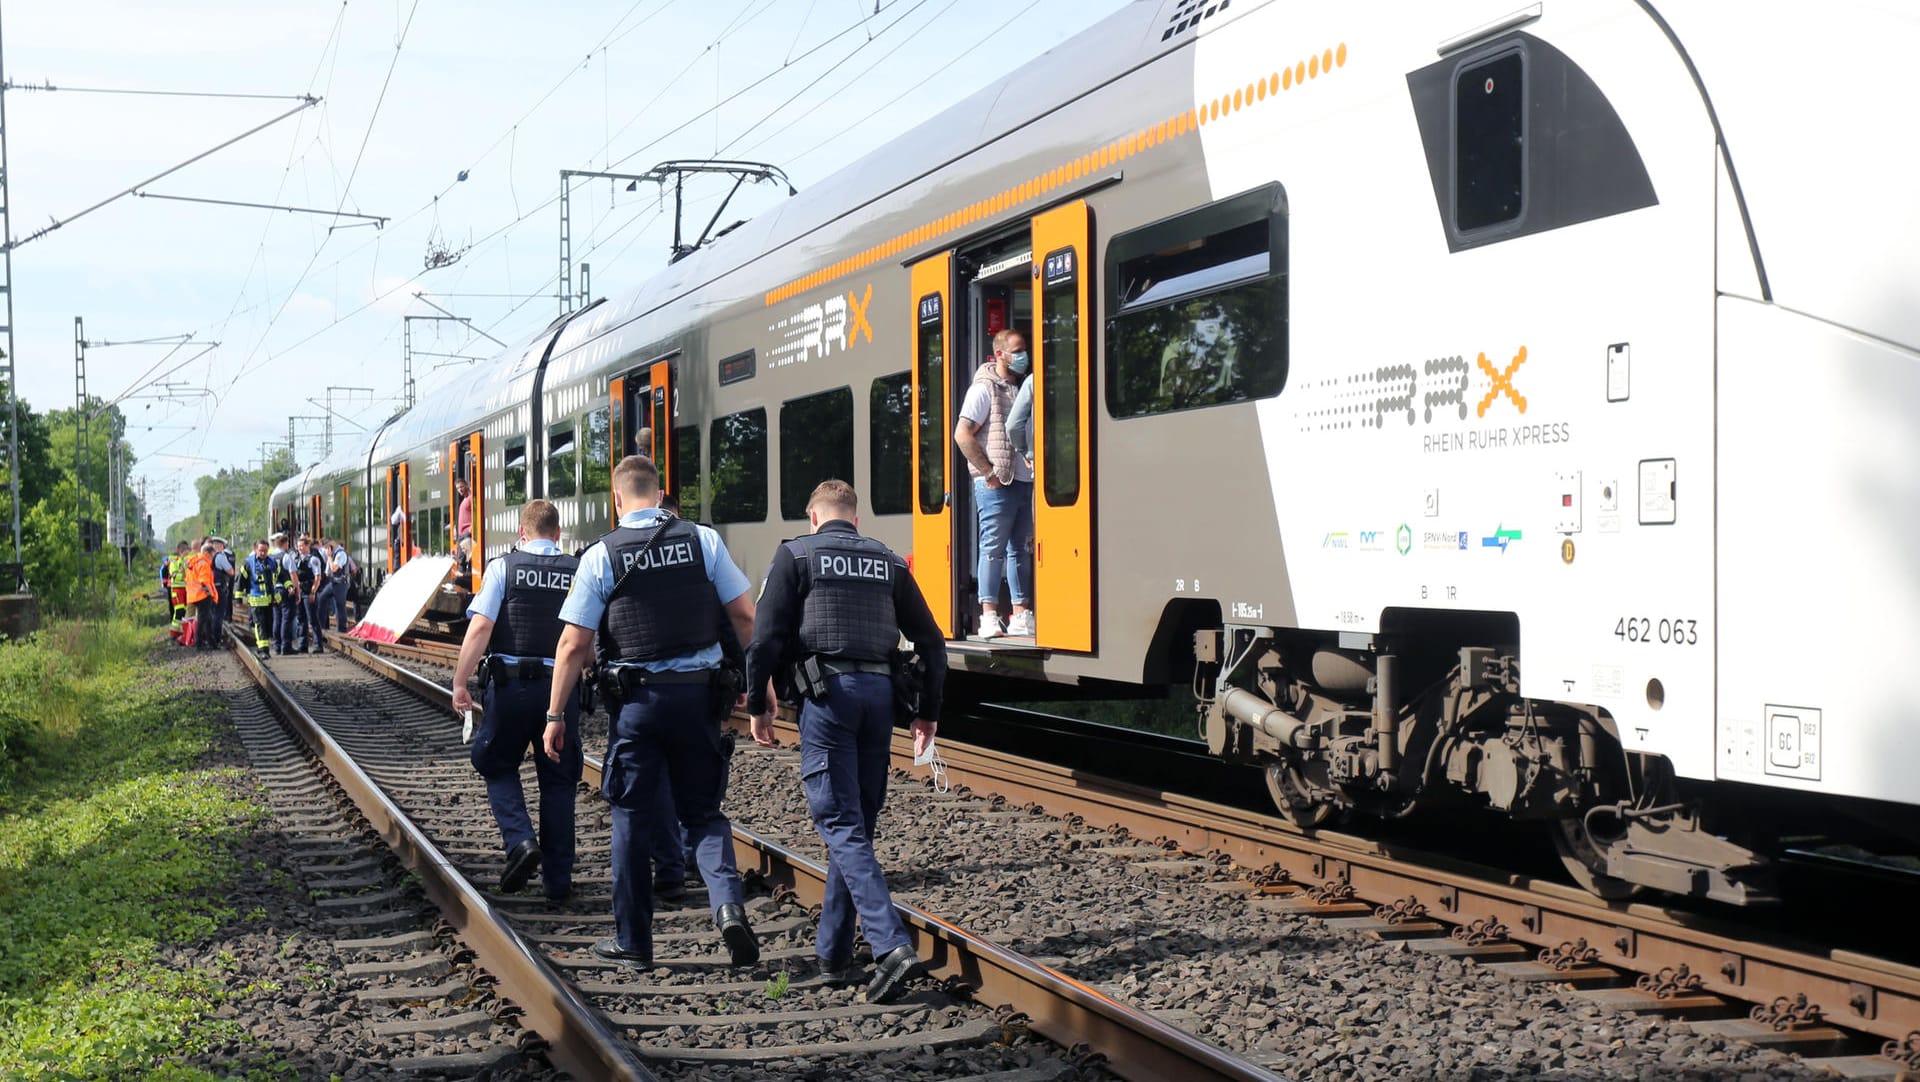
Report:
733,713,1920,1053
327,634,1284,1082
225,629,657,1082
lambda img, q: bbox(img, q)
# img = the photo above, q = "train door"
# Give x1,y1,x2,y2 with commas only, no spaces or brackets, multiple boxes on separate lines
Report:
385,463,411,572
1029,201,1095,651
907,253,955,637
448,432,484,587
610,355,679,503
308,495,322,541
337,485,350,549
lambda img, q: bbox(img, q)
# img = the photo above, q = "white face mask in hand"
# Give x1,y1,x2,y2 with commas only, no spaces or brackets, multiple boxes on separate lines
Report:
914,735,949,794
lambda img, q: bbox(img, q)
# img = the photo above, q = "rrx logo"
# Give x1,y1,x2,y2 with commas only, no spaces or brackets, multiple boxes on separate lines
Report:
1371,346,1528,428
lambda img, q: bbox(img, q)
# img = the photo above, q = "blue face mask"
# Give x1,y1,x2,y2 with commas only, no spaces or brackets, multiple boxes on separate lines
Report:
1007,350,1031,376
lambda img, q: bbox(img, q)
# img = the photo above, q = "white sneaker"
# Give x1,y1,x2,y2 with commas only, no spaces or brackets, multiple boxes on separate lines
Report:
1005,611,1035,638
978,611,1005,640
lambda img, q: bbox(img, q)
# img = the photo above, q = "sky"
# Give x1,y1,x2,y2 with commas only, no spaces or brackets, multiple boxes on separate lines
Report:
2,0,1135,530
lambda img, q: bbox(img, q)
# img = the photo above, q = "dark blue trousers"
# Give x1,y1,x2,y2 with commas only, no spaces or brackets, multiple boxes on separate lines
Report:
603,683,744,960
800,672,909,965
474,675,582,898
271,596,295,653
651,784,690,884
317,583,349,632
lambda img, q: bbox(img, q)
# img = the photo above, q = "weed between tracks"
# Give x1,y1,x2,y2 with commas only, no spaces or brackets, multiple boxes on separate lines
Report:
0,616,279,1080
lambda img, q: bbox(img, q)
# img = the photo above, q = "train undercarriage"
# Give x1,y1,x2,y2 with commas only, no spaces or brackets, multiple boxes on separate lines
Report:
1195,624,1774,905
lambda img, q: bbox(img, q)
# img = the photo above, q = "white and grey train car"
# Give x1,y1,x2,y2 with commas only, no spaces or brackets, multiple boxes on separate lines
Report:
272,0,1920,903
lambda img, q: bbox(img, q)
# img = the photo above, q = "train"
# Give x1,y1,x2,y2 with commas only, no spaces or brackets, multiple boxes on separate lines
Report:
271,0,1920,905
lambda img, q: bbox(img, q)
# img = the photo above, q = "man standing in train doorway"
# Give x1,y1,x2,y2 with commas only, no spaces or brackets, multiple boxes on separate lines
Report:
544,455,761,971
953,328,1036,640
745,480,947,1004
451,500,583,900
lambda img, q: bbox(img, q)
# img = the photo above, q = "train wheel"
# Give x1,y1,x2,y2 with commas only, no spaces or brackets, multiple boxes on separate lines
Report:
1265,764,1334,830
1551,818,1643,901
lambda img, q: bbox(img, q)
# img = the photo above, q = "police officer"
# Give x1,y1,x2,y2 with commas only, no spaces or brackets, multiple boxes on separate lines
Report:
238,539,276,659
744,479,947,1004
294,537,326,650
544,455,760,971
271,534,298,655
451,500,582,898
209,537,233,643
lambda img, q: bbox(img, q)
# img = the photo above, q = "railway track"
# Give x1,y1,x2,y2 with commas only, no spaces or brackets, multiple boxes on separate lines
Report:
340,632,1920,1076
725,711,1920,1079
228,624,1275,1080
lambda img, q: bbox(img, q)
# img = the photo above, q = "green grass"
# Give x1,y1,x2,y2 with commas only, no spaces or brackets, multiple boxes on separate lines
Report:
0,615,276,1080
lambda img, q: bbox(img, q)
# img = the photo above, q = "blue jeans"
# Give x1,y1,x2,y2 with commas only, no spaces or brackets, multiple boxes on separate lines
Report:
603,684,745,959
317,582,349,632
800,672,909,964
272,597,295,652
973,477,1033,609
475,676,583,898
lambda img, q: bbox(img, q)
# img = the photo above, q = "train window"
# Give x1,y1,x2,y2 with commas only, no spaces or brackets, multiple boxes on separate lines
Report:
672,424,701,521
504,438,528,505
1454,50,1525,232
583,408,611,495
709,408,767,524
915,294,945,515
1105,183,1286,419
778,387,854,521
1039,249,1080,507
548,424,577,498
869,372,911,516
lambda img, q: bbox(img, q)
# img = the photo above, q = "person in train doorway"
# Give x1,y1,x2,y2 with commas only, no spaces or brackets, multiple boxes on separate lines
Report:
745,479,948,1004
952,328,1036,640
543,454,761,971
185,542,219,652
321,538,354,631
167,541,191,641
390,502,408,571
454,476,475,571
271,533,299,655
450,500,584,900
238,539,276,659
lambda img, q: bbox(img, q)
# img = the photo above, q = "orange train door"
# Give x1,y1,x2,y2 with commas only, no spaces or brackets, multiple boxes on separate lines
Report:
607,375,626,522
1029,201,1095,652
308,495,322,541
385,463,413,572
450,433,484,590
908,252,955,637
337,484,350,548
610,359,677,509
648,359,675,496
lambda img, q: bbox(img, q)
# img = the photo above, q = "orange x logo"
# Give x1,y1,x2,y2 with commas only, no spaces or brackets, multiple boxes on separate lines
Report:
1475,345,1527,417
845,283,874,346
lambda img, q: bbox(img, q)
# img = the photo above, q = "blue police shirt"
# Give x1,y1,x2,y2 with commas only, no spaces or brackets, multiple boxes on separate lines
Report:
559,508,749,672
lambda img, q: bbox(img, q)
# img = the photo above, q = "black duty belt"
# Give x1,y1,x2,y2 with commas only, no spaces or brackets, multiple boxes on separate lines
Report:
818,659,892,678
485,656,555,682
609,666,714,689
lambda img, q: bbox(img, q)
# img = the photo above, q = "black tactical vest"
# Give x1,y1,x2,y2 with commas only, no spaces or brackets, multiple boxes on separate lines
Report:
488,549,579,659
295,551,319,589
598,517,723,662
789,526,901,662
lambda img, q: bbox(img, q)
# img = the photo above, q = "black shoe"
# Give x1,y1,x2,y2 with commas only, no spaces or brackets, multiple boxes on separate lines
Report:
716,903,759,966
866,945,923,1005
590,938,650,970
500,839,541,893
819,958,854,985
545,886,572,903
654,877,686,902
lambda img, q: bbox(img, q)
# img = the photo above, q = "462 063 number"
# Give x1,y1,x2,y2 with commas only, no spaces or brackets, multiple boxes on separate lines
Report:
1614,617,1698,645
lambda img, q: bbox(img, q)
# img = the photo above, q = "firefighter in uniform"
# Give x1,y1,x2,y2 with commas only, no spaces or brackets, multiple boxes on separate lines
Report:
544,455,761,971
451,500,583,898
238,539,276,658
745,480,947,1003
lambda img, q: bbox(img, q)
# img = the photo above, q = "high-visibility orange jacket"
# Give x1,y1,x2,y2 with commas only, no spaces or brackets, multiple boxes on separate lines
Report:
185,553,218,605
